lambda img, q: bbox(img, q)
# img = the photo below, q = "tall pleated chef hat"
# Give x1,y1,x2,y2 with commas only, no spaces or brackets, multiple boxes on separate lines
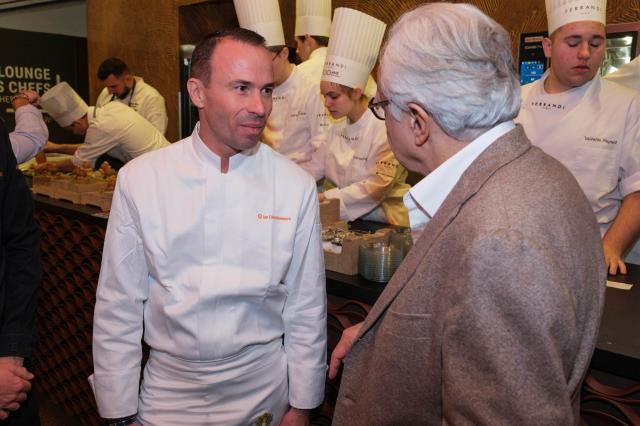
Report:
322,8,386,90
233,0,285,47
295,0,331,37
546,0,606,35
40,82,88,127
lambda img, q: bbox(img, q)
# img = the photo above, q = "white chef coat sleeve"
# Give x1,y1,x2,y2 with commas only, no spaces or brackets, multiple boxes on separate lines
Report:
282,180,327,409
143,93,168,135
619,95,640,197
324,132,403,221
9,105,48,164
301,130,327,182
73,125,119,168
91,167,148,418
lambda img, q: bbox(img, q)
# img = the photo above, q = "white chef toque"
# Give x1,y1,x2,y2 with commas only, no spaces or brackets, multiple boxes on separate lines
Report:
295,0,331,37
546,0,606,35
233,0,285,47
40,82,88,127
322,8,386,90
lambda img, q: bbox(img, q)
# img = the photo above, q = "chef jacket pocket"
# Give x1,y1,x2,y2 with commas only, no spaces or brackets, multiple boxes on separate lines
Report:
380,309,431,340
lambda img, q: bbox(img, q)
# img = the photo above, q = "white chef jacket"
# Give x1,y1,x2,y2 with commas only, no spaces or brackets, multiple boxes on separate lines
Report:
404,121,516,242
604,56,640,92
9,104,48,164
261,66,328,165
516,73,640,263
298,46,378,99
96,76,168,135
310,108,410,225
91,125,326,419
74,102,169,168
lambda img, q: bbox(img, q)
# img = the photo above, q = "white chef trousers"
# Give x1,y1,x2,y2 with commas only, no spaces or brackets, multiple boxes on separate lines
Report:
137,339,289,425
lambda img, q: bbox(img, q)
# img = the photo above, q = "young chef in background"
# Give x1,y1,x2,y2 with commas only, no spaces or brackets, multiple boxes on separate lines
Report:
308,8,410,226
233,0,328,173
516,0,640,273
38,82,169,172
90,28,326,426
7,89,48,164
95,58,168,135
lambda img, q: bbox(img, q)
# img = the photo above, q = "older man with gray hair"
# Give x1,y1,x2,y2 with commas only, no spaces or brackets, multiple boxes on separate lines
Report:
328,3,605,424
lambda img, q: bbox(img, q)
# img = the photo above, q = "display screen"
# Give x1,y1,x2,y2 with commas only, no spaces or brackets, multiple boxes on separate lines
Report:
520,60,546,85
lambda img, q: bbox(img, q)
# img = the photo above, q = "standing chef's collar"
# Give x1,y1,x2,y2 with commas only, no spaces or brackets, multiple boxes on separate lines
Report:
191,122,259,172
309,46,327,61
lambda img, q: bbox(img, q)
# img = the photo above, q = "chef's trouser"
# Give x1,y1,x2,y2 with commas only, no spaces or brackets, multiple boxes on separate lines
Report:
137,339,288,425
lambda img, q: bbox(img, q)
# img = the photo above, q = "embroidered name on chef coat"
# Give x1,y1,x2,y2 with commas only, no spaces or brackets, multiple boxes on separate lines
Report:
376,159,399,178
290,111,307,119
339,133,358,143
257,213,292,221
584,136,618,145
530,101,566,111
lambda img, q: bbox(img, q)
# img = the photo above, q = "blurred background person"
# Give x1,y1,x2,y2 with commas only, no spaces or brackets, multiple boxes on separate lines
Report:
39,82,169,172
7,90,48,164
308,8,409,226
96,57,168,135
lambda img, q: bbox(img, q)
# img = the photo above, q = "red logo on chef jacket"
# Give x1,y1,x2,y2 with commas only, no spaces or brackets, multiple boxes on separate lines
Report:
257,213,292,221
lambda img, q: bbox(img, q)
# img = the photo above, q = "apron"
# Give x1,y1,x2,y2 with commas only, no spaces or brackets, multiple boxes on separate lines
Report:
137,339,289,426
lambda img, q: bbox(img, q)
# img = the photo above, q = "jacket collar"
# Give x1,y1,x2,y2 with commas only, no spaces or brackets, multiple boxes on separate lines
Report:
357,124,533,338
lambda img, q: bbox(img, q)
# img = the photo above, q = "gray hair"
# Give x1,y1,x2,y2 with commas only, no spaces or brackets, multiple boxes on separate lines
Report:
379,3,520,141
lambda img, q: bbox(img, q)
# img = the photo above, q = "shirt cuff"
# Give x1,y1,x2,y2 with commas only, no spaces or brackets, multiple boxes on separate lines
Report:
288,363,326,409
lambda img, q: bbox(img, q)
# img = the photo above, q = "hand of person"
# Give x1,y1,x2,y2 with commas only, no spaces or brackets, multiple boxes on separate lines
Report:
603,241,627,275
328,322,363,380
43,141,61,154
318,192,326,203
0,357,33,414
279,407,310,426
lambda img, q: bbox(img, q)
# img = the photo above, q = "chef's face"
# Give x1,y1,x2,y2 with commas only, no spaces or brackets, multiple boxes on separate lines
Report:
65,115,89,136
320,81,357,119
103,73,133,98
296,36,312,62
543,21,606,92
188,39,274,157
271,47,290,86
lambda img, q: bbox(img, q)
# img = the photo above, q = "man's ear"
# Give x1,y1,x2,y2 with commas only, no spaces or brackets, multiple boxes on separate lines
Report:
280,46,289,59
407,102,430,147
542,36,553,59
187,78,205,109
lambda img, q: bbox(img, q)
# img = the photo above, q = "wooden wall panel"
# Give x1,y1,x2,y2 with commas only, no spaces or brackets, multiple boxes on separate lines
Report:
86,0,640,144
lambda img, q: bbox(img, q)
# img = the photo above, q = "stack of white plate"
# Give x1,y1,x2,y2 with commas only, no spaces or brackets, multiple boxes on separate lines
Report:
358,242,403,283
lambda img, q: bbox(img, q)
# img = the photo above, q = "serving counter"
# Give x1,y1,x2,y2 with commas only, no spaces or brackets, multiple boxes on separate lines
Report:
31,195,640,424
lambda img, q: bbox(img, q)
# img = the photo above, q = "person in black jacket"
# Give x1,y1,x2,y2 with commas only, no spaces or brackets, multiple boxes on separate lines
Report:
0,120,42,425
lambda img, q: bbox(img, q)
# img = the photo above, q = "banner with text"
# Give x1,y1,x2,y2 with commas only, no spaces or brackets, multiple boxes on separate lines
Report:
0,27,87,143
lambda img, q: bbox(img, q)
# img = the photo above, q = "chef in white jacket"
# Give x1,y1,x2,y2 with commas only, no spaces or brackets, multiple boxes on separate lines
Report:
234,0,328,172
516,0,640,272
96,57,168,135
8,90,48,164
604,55,640,92
295,0,377,100
39,82,169,172
309,8,410,226
90,28,326,426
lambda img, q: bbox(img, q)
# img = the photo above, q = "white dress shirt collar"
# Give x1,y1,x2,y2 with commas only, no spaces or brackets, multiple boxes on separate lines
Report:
404,120,516,237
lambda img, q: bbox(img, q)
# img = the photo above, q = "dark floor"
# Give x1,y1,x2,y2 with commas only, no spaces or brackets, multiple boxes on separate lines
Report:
39,394,79,426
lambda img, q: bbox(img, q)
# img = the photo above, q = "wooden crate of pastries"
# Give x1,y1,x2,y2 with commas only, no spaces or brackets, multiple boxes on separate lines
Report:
31,162,116,211
322,222,391,275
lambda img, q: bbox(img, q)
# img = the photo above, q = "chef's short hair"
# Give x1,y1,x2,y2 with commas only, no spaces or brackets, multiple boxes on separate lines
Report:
191,28,267,87
97,58,129,80
379,3,520,141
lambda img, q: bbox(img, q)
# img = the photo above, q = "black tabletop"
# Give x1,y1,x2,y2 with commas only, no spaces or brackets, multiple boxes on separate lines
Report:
591,263,640,380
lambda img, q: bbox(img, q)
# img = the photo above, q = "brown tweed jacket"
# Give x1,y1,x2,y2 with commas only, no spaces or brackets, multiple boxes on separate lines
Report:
332,125,606,425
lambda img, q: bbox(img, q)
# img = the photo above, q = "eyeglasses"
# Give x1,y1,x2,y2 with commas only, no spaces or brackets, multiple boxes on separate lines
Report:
368,97,391,121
